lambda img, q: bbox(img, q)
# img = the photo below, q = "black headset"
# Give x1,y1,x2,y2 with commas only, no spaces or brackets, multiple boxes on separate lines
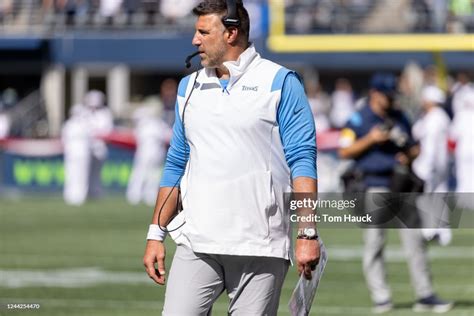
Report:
222,0,240,27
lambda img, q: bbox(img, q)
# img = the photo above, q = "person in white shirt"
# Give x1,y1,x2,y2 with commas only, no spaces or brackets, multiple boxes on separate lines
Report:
160,0,198,21
330,78,355,128
84,90,114,198
62,104,91,205
306,78,331,133
412,86,450,192
126,99,171,206
100,0,123,19
412,86,452,245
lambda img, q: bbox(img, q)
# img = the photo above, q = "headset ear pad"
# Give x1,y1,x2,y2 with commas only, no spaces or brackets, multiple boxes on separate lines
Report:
222,0,240,27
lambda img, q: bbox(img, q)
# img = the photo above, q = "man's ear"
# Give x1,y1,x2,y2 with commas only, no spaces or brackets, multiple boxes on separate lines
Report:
226,27,239,44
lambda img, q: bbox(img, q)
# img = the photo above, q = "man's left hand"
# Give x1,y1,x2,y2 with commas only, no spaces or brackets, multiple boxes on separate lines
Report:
295,238,320,280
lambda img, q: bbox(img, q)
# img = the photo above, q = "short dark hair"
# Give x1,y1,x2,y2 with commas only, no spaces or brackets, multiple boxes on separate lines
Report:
192,0,250,43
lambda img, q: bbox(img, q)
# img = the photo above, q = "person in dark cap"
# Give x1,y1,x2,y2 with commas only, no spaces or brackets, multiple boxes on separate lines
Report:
338,73,453,314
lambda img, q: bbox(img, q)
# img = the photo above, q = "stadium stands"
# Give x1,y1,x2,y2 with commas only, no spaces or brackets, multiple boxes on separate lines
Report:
1,0,473,34
285,0,474,34
0,0,198,33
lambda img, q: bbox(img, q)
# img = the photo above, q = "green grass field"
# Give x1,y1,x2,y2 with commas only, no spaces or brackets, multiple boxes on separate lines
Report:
0,196,473,316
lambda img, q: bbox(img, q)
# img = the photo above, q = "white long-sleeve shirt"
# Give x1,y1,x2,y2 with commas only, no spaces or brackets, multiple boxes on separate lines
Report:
412,107,450,192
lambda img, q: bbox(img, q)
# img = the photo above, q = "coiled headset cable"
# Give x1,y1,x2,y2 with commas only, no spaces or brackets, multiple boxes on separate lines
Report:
157,70,200,233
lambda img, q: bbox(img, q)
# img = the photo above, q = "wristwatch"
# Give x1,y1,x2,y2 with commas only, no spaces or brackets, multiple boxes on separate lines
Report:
297,227,319,240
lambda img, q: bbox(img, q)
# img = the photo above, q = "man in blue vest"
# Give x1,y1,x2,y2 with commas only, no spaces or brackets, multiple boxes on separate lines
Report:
339,73,453,314
143,1,320,314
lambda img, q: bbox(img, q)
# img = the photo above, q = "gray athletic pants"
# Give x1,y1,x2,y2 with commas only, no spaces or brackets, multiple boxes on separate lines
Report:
363,188,433,304
163,245,290,316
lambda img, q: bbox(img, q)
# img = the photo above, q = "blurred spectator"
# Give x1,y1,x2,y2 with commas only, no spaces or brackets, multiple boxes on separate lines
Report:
331,0,351,33
0,105,10,139
159,78,178,128
330,78,355,128
160,0,198,23
430,0,449,32
141,0,159,25
412,86,450,192
0,0,13,24
84,90,114,199
361,0,412,33
423,64,439,86
100,0,122,24
42,0,53,12
54,0,82,25
313,0,333,33
305,77,342,193
122,0,138,24
62,104,91,205
290,4,314,33
413,86,452,246
398,61,425,122
412,0,431,32
41,0,54,23
0,87,18,140
74,0,89,22
451,72,474,115
450,88,474,198
1,87,18,109
305,78,331,133
126,98,171,206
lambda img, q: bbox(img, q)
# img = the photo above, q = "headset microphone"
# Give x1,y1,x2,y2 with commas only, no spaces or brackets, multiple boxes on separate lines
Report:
185,51,200,68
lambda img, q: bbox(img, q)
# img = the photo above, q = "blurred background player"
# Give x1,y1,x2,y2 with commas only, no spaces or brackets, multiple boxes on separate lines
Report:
305,75,331,134
451,72,474,116
62,104,91,205
83,90,114,199
450,87,474,208
158,78,179,128
0,104,10,139
304,74,345,192
412,85,452,245
412,85,450,193
0,88,17,138
126,98,171,206
330,78,355,129
339,73,453,314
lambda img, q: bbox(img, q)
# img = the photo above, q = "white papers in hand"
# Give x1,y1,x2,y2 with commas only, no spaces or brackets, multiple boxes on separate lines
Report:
288,240,328,316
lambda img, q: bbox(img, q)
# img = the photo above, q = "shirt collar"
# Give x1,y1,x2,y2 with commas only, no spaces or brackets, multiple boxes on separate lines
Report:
205,44,259,91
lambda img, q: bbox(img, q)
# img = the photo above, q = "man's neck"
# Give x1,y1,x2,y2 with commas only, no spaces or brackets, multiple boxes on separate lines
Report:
216,66,230,79
215,44,248,79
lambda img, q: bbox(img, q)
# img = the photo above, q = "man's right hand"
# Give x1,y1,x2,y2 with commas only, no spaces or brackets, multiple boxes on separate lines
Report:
368,126,390,144
143,240,166,285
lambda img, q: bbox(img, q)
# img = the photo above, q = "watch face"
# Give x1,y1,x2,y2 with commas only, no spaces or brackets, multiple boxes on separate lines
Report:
304,228,316,237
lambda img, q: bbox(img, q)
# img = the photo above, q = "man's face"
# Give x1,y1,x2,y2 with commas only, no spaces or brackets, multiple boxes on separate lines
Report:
371,90,393,111
192,14,228,68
